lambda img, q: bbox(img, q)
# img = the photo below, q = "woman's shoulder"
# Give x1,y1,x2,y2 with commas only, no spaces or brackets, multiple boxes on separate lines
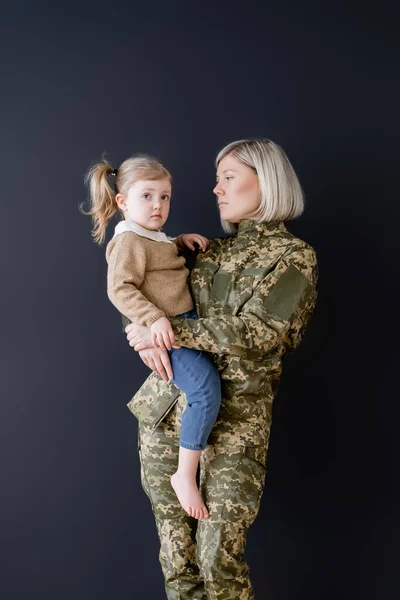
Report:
251,225,317,277
278,229,318,281
278,224,316,256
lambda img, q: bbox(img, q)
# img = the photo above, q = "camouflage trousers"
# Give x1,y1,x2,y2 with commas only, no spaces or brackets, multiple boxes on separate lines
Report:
138,409,268,599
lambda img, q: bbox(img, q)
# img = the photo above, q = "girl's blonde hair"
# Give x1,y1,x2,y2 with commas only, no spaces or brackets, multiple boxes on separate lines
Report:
215,138,304,233
81,155,172,244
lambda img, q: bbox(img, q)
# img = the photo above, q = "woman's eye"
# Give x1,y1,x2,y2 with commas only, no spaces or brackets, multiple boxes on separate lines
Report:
225,176,232,181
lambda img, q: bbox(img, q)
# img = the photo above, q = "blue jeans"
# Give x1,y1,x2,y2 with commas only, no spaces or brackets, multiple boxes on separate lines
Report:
168,310,221,451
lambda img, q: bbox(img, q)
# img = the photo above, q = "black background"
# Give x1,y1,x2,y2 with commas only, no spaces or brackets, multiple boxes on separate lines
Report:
1,1,399,599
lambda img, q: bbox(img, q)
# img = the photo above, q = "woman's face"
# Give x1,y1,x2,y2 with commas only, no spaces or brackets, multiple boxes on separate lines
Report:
213,154,260,223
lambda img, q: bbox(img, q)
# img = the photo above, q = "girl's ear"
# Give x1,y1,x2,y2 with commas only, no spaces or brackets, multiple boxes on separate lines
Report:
115,193,127,211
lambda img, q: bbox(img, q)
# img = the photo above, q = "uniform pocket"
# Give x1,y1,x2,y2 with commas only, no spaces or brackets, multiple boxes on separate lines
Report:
202,449,266,526
211,271,231,303
127,372,180,431
139,435,183,520
190,261,219,308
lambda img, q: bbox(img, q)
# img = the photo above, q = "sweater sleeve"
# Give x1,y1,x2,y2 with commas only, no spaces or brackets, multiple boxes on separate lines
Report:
169,245,318,355
106,233,165,327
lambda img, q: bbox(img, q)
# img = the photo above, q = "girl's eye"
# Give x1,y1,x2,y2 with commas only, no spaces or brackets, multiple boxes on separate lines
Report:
142,193,151,199
161,195,170,201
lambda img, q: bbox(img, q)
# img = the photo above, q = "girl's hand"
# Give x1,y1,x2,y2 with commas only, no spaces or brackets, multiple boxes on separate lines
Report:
151,316,175,351
138,348,174,381
125,322,153,351
180,233,209,252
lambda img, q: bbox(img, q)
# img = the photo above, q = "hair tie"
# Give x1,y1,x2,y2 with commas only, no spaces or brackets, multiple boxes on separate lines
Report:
110,168,118,177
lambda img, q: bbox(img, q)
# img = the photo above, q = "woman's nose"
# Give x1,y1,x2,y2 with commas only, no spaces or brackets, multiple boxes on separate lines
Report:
213,184,224,195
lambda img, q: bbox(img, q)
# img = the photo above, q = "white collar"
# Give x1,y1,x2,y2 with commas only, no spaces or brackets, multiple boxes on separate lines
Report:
113,219,174,244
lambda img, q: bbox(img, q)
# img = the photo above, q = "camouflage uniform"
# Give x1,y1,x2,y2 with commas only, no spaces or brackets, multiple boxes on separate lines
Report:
127,219,318,599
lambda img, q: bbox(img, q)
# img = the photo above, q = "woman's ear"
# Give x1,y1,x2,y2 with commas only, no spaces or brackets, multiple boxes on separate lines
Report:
115,193,127,211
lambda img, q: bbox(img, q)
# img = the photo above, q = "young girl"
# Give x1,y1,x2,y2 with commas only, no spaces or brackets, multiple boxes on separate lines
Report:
83,154,221,520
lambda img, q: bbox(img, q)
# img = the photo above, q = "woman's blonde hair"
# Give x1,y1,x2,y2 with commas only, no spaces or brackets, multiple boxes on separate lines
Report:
81,155,172,244
215,138,304,233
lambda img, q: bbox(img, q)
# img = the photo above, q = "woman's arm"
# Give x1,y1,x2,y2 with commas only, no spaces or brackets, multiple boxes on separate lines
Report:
169,245,318,355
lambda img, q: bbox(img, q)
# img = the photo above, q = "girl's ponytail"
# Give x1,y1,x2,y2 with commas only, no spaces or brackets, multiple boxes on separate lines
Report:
81,153,172,244
81,159,120,245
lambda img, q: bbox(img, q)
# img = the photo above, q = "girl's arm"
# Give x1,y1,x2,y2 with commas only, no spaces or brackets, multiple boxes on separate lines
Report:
169,245,318,355
106,233,165,327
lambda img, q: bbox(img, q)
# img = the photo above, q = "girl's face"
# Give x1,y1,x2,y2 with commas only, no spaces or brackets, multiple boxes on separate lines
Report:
116,178,171,230
213,154,260,223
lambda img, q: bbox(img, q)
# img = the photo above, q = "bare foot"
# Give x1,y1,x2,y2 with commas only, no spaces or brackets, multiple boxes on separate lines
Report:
171,472,210,520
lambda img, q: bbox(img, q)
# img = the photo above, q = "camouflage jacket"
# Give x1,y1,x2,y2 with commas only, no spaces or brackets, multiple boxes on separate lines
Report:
127,219,318,450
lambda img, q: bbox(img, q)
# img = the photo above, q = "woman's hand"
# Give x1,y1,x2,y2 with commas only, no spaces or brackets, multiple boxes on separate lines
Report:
125,322,153,351
138,348,174,382
180,233,209,252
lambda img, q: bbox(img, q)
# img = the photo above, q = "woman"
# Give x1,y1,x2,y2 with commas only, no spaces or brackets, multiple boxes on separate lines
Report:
125,139,318,599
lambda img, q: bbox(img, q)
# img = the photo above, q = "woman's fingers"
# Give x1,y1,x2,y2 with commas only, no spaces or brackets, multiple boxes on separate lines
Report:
145,356,155,371
153,354,168,381
126,323,152,345
138,349,173,381
160,351,174,380
134,341,148,352
126,326,137,340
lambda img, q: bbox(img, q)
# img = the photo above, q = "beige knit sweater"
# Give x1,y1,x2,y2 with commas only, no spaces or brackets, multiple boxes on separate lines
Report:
105,231,193,327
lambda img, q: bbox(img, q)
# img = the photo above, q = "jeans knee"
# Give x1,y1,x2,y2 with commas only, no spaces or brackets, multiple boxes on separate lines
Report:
203,371,222,404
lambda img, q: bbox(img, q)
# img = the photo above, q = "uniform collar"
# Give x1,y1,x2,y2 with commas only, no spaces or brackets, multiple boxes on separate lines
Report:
236,219,287,238
113,218,173,243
